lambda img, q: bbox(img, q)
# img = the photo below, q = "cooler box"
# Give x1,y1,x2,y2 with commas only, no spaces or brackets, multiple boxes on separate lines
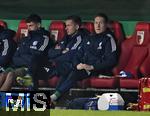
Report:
97,93,124,110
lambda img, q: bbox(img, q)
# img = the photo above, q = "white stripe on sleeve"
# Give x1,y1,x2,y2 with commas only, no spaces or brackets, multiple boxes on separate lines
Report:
71,35,82,50
39,35,49,51
2,39,9,56
107,34,117,52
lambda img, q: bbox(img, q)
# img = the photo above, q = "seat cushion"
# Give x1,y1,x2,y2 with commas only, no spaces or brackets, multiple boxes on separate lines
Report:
48,76,59,88
120,78,139,89
77,78,91,88
90,76,119,89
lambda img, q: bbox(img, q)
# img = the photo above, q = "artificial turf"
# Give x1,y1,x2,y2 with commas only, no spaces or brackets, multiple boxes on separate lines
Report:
50,109,150,116
1,109,150,116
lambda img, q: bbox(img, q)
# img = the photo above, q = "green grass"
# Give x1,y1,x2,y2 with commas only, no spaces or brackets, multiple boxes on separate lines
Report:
1,109,150,116
50,109,150,116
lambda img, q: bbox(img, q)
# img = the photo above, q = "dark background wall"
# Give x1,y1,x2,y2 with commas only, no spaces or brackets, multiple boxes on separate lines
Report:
0,0,150,20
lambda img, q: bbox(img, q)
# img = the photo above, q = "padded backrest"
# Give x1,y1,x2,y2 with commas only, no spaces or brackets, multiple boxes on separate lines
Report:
113,22,150,77
113,38,135,75
49,21,66,42
0,20,7,28
81,22,94,33
124,47,148,77
140,45,150,76
108,21,125,47
15,19,28,42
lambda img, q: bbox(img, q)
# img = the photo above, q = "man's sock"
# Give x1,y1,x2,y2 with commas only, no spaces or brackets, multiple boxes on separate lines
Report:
50,91,61,102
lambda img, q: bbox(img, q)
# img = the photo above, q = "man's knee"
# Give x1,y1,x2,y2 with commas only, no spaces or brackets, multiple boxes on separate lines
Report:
0,72,8,77
4,72,15,82
13,68,27,77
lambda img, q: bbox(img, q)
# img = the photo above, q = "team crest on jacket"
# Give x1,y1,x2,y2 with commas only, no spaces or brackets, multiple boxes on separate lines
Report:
97,42,102,49
87,41,90,45
30,41,38,49
78,46,81,50
61,41,64,44
33,41,38,46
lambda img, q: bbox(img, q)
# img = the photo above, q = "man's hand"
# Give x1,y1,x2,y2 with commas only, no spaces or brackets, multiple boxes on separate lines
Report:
62,48,69,54
83,64,94,71
55,44,61,49
76,63,85,70
77,63,94,71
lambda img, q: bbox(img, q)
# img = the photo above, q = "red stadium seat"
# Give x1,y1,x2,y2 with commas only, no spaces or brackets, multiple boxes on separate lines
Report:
15,19,28,42
49,21,66,42
81,22,94,33
113,38,134,75
114,22,150,89
0,20,7,28
77,78,91,88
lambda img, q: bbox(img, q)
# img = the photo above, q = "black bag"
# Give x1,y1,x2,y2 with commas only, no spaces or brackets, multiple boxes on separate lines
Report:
67,97,98,110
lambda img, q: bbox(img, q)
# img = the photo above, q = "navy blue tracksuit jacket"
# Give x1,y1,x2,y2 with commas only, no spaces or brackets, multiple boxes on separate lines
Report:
13,28,51,68
0,28,16,67
73,29,118,74
48,29,90,62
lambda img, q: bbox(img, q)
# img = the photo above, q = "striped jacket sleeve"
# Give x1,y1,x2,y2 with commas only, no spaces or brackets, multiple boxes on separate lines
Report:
0,30,17,66
30,35,49,55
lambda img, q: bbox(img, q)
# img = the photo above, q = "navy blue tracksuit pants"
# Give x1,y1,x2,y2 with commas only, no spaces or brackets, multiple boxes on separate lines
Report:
28,55,52,89
29,54,74,90
56,69,90,94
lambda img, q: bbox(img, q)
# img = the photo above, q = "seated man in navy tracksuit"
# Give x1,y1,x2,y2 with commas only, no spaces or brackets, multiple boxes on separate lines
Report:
0,26,17,91
0,14,53,91
13,16,51,68
0,26,16,68
14,14,54,87
50,13,118,103
30,15,90,89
